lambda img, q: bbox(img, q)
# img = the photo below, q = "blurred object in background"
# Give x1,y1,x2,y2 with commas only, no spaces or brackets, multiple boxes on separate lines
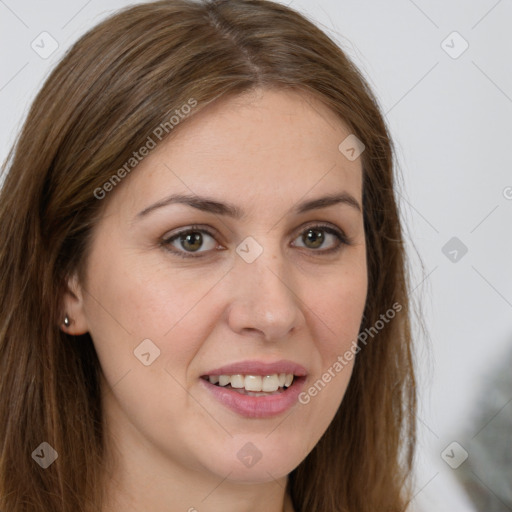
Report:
455,346,512,511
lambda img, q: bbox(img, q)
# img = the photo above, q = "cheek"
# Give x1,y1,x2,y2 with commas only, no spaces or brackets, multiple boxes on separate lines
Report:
310,263,368,359
288,260,366,434
82,243,238,418
83,240,223,345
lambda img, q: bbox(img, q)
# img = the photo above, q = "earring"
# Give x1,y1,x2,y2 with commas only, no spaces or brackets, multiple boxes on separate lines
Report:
63,315,71,327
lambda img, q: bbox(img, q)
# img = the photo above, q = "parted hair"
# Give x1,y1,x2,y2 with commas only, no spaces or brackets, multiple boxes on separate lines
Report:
0,1,416,510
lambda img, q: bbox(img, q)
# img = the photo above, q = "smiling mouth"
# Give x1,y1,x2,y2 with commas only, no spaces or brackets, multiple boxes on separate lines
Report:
201,373,295,396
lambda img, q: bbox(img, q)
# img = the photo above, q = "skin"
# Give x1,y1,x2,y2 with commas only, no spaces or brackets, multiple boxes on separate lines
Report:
62,87,368,512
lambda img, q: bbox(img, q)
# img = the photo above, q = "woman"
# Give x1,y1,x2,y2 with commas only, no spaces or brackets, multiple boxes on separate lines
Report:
0,1,416,510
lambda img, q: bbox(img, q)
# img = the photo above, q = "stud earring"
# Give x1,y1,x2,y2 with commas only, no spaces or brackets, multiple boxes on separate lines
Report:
63,315,71,327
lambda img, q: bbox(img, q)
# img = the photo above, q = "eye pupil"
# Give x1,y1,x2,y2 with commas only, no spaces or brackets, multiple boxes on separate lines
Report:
304,228,324,249
181,232,202,251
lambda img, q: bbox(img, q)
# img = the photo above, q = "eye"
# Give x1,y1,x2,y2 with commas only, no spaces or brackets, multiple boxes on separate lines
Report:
291,224,350,254
161,223,350,259
161,225,219,258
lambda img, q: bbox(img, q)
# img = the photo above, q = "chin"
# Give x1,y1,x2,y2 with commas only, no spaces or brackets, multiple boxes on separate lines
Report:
208,460,294,485
198,435,306,484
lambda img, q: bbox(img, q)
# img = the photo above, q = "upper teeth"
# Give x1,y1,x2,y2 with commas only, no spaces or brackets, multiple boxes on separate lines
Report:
208,373,294,392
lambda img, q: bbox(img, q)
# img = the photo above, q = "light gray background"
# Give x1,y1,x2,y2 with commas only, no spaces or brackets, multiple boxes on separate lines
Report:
1,1,511,510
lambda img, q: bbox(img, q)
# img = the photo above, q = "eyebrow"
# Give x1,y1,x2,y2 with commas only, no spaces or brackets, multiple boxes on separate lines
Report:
134,191,361,221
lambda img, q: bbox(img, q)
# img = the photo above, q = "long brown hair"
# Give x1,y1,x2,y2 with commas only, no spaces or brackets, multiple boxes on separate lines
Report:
0,1,416,510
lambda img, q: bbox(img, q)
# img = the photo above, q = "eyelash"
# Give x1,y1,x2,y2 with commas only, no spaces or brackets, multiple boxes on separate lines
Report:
160,223,351,259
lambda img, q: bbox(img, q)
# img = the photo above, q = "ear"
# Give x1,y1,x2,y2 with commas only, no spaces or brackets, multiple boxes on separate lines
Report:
60,272,89,335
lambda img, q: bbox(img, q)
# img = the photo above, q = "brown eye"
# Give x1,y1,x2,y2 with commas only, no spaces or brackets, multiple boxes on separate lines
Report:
162,226,218,258
178,231,203,252
292,225,349,254
302,228,325,249
161,223,350,260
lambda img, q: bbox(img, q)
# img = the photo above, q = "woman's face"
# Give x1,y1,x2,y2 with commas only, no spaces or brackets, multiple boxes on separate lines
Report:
65,88,367,488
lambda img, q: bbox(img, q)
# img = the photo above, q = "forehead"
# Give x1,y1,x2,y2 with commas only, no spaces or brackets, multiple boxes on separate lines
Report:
106,88,363,220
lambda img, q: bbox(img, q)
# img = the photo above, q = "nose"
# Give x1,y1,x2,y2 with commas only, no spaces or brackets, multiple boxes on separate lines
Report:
225,243,306,341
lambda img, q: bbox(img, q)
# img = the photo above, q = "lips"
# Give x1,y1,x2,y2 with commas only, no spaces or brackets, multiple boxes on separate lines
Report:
200,360,307,418
203,360,307,378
